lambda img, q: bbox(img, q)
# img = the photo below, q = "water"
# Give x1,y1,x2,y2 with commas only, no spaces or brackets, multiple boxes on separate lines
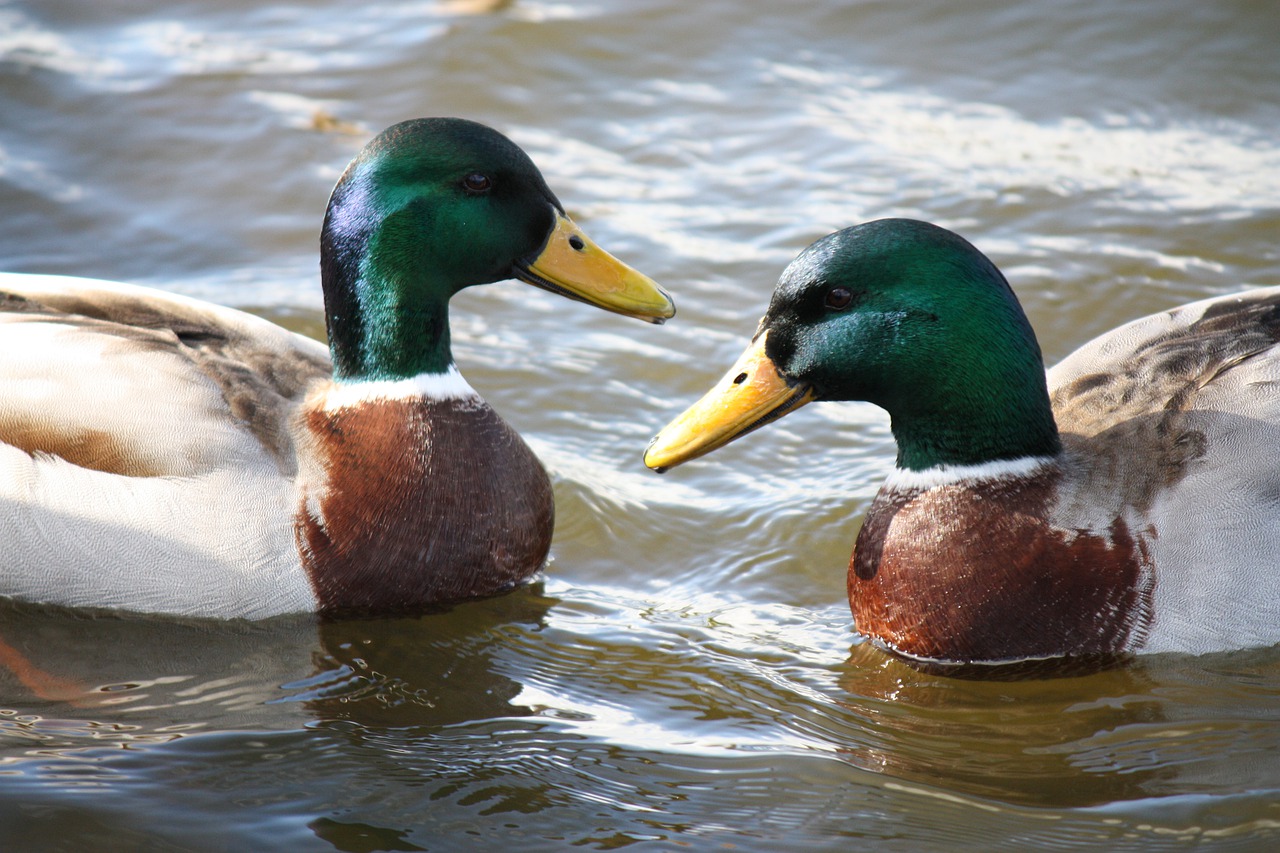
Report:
2,0,1280,849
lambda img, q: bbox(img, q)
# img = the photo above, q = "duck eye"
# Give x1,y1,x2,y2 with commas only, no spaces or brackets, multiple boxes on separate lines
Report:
462,173,491,194
824,286,853,310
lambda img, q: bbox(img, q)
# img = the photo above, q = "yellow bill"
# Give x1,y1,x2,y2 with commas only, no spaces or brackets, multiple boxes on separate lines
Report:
517,212,675,324
644,330,814,471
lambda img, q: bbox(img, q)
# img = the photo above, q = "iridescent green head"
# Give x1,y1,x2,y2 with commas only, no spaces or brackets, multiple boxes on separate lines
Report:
646,219,1061,472
321,118,674,381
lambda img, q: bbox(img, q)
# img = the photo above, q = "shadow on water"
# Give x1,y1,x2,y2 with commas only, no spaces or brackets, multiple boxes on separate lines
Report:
833,640,1280,811
305,595,557,729
0,589,560,848
0,590,1277,848
0,587,557,736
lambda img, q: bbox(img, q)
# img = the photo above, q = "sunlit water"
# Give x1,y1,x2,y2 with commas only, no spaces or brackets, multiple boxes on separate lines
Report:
2,0,1280,849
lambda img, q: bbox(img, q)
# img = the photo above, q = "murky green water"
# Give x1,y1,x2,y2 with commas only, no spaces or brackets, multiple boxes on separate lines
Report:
2,0,1279,849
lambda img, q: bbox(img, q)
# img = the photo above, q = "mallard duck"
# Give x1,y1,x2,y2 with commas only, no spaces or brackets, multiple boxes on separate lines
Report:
646,218,1280,667
0,117,674,618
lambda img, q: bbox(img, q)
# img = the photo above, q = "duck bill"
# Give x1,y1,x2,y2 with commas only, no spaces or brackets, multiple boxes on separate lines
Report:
644,330,814,472
515,212,675,324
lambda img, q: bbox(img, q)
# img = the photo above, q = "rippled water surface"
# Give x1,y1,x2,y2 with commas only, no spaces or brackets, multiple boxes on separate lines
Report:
2,0,1280,849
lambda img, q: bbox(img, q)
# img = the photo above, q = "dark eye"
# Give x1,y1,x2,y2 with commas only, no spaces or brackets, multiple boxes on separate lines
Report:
462,173,491,193
824,286,853,310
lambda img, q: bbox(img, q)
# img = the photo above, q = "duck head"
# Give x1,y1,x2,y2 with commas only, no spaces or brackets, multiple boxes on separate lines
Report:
320,117,674,381
645,219,1060,473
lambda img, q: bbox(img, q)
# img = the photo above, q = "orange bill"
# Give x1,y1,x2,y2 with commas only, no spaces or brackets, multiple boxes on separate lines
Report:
644,330,814,471
517,212,675,324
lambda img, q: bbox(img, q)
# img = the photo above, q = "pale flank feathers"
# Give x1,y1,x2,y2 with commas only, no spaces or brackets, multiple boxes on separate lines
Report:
0,274,324,617
1047,287,1280,654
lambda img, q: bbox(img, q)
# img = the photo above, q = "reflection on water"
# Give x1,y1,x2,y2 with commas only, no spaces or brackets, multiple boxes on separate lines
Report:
0,590,557,740
2,592,1279,848
834,643,1280,809
304,593,557,729
2,0,1280,848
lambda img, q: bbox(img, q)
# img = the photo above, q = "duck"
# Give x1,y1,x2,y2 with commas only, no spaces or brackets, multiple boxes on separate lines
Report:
645,218,1280,668
0,117,674,619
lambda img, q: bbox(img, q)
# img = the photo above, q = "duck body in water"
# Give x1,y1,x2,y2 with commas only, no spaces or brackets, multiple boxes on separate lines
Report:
647,219,1280,666
0,118,674,618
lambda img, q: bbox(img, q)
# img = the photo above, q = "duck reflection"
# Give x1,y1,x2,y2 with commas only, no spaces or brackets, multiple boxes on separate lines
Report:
303,587,558,729
0,589,560,850
834,640,1280,809
0,585,557,754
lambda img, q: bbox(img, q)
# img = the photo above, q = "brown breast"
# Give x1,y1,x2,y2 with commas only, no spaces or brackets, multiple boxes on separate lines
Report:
848,472,1154,664
296,396,554,614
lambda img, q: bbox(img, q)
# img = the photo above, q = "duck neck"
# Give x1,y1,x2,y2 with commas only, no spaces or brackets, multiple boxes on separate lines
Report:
320,176,455,382
322,263,454,382
888,369,1062,472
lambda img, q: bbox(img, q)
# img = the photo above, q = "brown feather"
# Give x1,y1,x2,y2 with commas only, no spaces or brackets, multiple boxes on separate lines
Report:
850,470,1154,663
296,396,554,613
